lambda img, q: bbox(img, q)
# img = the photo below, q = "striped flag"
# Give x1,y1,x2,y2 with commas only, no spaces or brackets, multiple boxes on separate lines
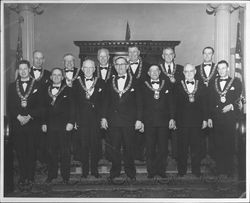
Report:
125,21,131,41
16,16,23,69
234,20,245,110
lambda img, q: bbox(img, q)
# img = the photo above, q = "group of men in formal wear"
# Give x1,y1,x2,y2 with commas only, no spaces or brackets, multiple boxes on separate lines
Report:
7,45,242,190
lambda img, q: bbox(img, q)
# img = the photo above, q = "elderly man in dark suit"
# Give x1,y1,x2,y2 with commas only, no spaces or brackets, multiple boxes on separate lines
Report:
7,60,43,188
208,60,242,177
175,63,208,177
140,64,176,178
101,56,143,181
42,67,75,184
30,50,51,171
74,59,105,179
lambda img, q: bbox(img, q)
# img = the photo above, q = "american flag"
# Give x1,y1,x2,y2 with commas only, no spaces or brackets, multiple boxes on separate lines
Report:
16,16,23,69
234,20,245,110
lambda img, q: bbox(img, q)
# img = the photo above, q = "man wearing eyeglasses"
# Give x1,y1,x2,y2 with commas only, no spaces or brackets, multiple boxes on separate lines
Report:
175,63,208,178
74,59,105,179
101,56,143,182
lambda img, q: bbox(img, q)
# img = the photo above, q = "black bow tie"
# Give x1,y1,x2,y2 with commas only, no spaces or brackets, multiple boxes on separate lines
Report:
186,81,194,85
100,66,108,70
33,68,41,72
65,69,74,73
52,86,60,90
21,80,29,84
151,81,160,85
219,78,228,82
203,63,212,66
85,78,94,81
130,62,139,65
117,75,126,80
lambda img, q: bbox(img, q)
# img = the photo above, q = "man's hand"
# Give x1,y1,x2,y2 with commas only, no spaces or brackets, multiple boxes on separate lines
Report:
207,119,213,128
139,123,144,133
101,118,108,130
42,124,47,133
169,119,176,129
201,120,207,129
222,104,233,113
66,123,74,131
135,120,143,131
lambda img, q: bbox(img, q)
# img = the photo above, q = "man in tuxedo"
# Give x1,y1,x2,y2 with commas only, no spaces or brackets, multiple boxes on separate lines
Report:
208,60,242,177
101,56,143,181
140,64,176,178
96,48,115,82
96,48,115,161
159,47,184,160
7,60,43,189
195,46,218,160
30,50,51,85
42,68,75,184
175,63,208,177
74,59,105,179
160,47,184,85
30,50,51,169
127,45,148,161
62,53,81,161
63,53,82,87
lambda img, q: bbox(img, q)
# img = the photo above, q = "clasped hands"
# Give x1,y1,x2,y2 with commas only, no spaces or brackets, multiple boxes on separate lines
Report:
41,123,74,133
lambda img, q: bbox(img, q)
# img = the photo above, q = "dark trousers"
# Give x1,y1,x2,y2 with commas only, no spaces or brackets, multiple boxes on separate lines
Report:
47,130,71,181
177,127,202,175
79,125,101,176
107,127,136,178
13,125,36,182
145,127,169,175
134,131,145,161
213,115,236,176
35,130,48,164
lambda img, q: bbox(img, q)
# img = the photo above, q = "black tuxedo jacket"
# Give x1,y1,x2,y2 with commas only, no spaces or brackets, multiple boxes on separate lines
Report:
208,77,242,119
95,64,116,82
159,63,184,85
30,66,51,86
128,59,149,82
74,76,105,126
43,83,75,131
195,63,218,87
140,78,174,127
7,78,43,131
102,73,143,127
175,80,208,128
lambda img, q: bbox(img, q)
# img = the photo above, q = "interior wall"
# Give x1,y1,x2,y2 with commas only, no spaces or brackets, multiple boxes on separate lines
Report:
30,3,215,69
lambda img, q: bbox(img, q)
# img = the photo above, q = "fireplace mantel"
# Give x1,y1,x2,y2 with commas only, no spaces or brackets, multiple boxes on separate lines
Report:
74,40,181,65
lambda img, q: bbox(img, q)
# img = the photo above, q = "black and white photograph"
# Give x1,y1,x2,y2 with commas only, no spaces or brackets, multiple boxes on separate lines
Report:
1,0,249,202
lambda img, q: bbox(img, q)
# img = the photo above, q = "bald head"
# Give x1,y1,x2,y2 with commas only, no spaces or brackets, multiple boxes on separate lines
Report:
183,63,196,81
82,59,96,78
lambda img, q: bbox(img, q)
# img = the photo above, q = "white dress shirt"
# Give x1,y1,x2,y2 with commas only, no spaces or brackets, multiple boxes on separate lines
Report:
33,66,41,79
203,63,212,78
100,66,108,80
130,60,140,74
22,82,28,92
186,80,195,93
165,62,173,74
51,84,61,95
85,77,95,96
151,79,160,90
117,74,127,91
219,77,228,90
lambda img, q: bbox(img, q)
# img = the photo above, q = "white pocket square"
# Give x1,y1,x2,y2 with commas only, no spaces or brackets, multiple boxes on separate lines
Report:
130,88,135,92
98,88,102,92
32,89,37,94
165,90,169,94
63,95,67,98
230,86,235,90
